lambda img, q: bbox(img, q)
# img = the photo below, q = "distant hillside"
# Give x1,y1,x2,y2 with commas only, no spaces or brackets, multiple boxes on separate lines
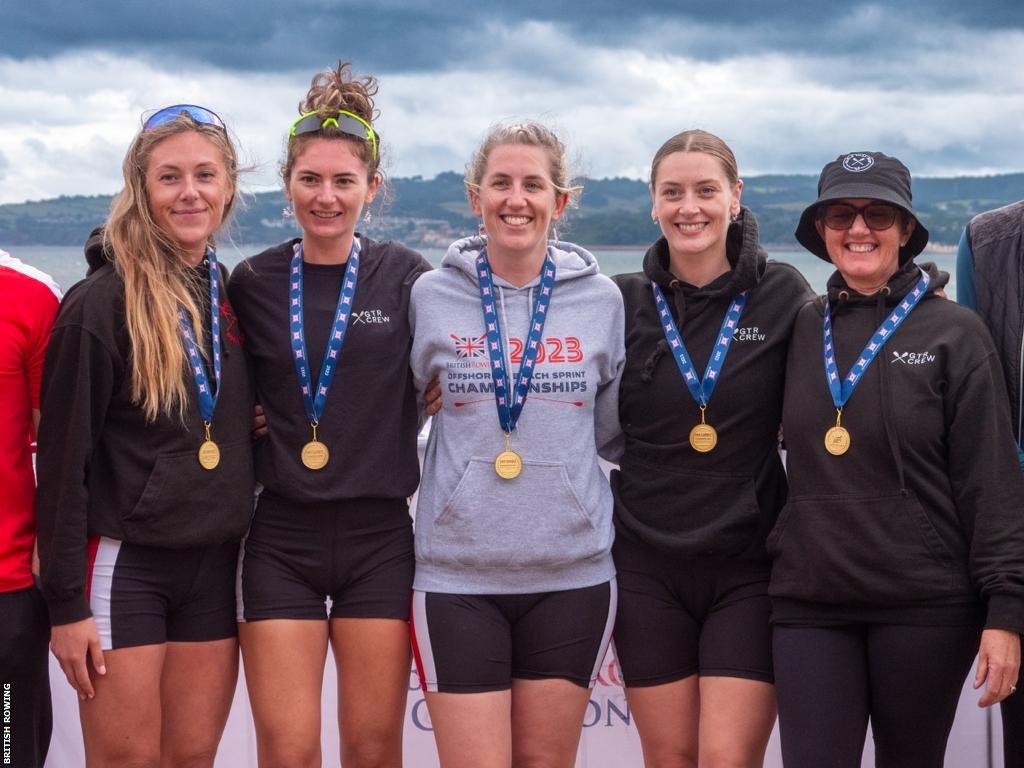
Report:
2,171,1021,248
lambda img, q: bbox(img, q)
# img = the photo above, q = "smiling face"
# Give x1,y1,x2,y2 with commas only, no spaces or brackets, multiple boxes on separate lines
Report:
815,197,917,292
145,131,234,262
469,143,569,263
286,137,379,252
650,151,742,267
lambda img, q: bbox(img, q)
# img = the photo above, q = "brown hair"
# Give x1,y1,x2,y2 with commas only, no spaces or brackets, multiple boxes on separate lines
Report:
465,121,582,208
282,61,380,185
650,129,739,188
106,113,239,421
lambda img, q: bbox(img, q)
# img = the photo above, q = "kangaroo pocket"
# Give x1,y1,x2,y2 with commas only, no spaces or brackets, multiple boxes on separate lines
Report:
767,492,959,606
430,457,604,570
122,438,255,547
615,454,761,556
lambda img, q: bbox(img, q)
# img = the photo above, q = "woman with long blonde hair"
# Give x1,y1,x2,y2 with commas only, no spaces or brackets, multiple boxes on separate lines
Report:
36,104,255,766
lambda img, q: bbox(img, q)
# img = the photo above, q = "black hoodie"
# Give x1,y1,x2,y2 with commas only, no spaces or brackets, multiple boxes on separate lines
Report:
612,208,814,560
227,237,431,503
770,260,1024,631
35,233,255,626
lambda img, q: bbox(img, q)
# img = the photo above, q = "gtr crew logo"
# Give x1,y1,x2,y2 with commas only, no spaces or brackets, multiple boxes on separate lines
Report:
842,153,875,172
732,326,766,342
890,350,936,365
351,309,391,324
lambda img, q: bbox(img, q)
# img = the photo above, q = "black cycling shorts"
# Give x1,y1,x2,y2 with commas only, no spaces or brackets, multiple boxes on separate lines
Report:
86,536,238,650
410,579,616,694
238,493,414,622
613,535,773,686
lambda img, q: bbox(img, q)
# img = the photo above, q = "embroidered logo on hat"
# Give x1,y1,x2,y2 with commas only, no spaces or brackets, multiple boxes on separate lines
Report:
842,153,875,173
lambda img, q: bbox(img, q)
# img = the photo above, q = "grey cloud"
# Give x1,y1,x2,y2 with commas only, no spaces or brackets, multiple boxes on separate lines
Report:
6,1,1022,73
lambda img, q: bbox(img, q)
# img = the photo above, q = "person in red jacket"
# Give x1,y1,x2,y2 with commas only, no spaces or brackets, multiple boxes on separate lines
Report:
0,249,60,768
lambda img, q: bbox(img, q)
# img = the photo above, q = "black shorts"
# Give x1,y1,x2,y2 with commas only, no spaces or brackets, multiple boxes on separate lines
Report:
410,580,617,694
86,536,238,650
238,493,414,622
613,535,772,686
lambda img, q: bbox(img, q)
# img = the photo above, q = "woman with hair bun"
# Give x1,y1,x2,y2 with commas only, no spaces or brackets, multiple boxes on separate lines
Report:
611,129,813,767
229,62,431,767
409,121,625,768
36,105,254,766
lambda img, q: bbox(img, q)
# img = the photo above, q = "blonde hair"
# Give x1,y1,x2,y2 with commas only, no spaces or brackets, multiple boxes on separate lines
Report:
650,129,740,188
282,61,380,185
106,114,238,421
465,121,582,208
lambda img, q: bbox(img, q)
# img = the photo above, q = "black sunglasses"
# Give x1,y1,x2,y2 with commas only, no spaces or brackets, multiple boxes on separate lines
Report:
819,202,899,231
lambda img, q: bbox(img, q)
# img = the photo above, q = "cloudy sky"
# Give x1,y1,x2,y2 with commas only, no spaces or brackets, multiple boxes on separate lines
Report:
2,0,1022,205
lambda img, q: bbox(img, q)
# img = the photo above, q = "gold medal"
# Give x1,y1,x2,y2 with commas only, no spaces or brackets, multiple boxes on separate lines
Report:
494,433,522,479
301,423,330,470
198,441,220,470
197,422,220,470
824,409,851,456
689,405,717,453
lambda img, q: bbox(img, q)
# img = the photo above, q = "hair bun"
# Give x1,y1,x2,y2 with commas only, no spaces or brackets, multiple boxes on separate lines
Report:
300,61,378,125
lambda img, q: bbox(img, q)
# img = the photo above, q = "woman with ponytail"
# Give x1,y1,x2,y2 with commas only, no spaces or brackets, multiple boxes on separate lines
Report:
36,105,254,766
229,62,431,767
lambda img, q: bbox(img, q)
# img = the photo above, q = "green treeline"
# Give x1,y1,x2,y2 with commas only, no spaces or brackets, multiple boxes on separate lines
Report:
2,171,1021,248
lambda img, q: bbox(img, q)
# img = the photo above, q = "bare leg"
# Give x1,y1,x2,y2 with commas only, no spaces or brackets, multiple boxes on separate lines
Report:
624,675,701,768
510,678,593,768
79,644,165,768
160,638,239,768
697,676,776,768
239,620,329,768
424,690,512,768
330,618,410,768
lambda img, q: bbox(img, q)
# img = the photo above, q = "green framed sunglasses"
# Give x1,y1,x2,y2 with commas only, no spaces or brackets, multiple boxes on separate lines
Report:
288,110,378,161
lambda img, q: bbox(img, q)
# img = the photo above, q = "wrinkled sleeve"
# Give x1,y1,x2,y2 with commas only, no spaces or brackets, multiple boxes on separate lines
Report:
35,323,117,625
947,347,1024,633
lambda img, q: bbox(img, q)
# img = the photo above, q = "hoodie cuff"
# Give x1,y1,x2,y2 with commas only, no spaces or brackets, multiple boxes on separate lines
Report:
985,594,1024,635
47,594,93,626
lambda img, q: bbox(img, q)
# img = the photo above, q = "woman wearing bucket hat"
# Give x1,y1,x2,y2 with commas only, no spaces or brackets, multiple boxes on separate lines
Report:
767,151,1024,767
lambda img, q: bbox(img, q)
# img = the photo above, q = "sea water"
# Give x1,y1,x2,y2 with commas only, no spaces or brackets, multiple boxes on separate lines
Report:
8,243,959,301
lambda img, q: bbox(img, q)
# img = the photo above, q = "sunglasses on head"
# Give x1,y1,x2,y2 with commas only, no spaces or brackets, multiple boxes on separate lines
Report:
288,110,379,161
143,104,225,132
819,202,899,231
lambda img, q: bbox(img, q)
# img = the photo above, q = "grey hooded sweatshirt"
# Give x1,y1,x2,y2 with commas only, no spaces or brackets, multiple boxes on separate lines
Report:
410,236,625,594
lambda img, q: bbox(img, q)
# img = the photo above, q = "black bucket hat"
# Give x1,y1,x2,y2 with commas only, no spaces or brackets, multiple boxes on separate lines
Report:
795,151,929,263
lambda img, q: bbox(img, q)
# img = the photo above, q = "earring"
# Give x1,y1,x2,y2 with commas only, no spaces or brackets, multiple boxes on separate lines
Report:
282,206,293,218
730,209,740,223
478,222,487,236
363,210,372,224
552,226,560,242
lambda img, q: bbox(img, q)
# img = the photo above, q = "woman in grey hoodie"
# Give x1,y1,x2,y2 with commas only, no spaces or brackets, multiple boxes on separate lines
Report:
409,122,625,768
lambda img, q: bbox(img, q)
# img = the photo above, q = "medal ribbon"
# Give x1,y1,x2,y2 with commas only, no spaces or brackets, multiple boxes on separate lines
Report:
823,269,930,409
289,239,361,424
177,247,222,424
476,248,556,433
651,282,748,408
